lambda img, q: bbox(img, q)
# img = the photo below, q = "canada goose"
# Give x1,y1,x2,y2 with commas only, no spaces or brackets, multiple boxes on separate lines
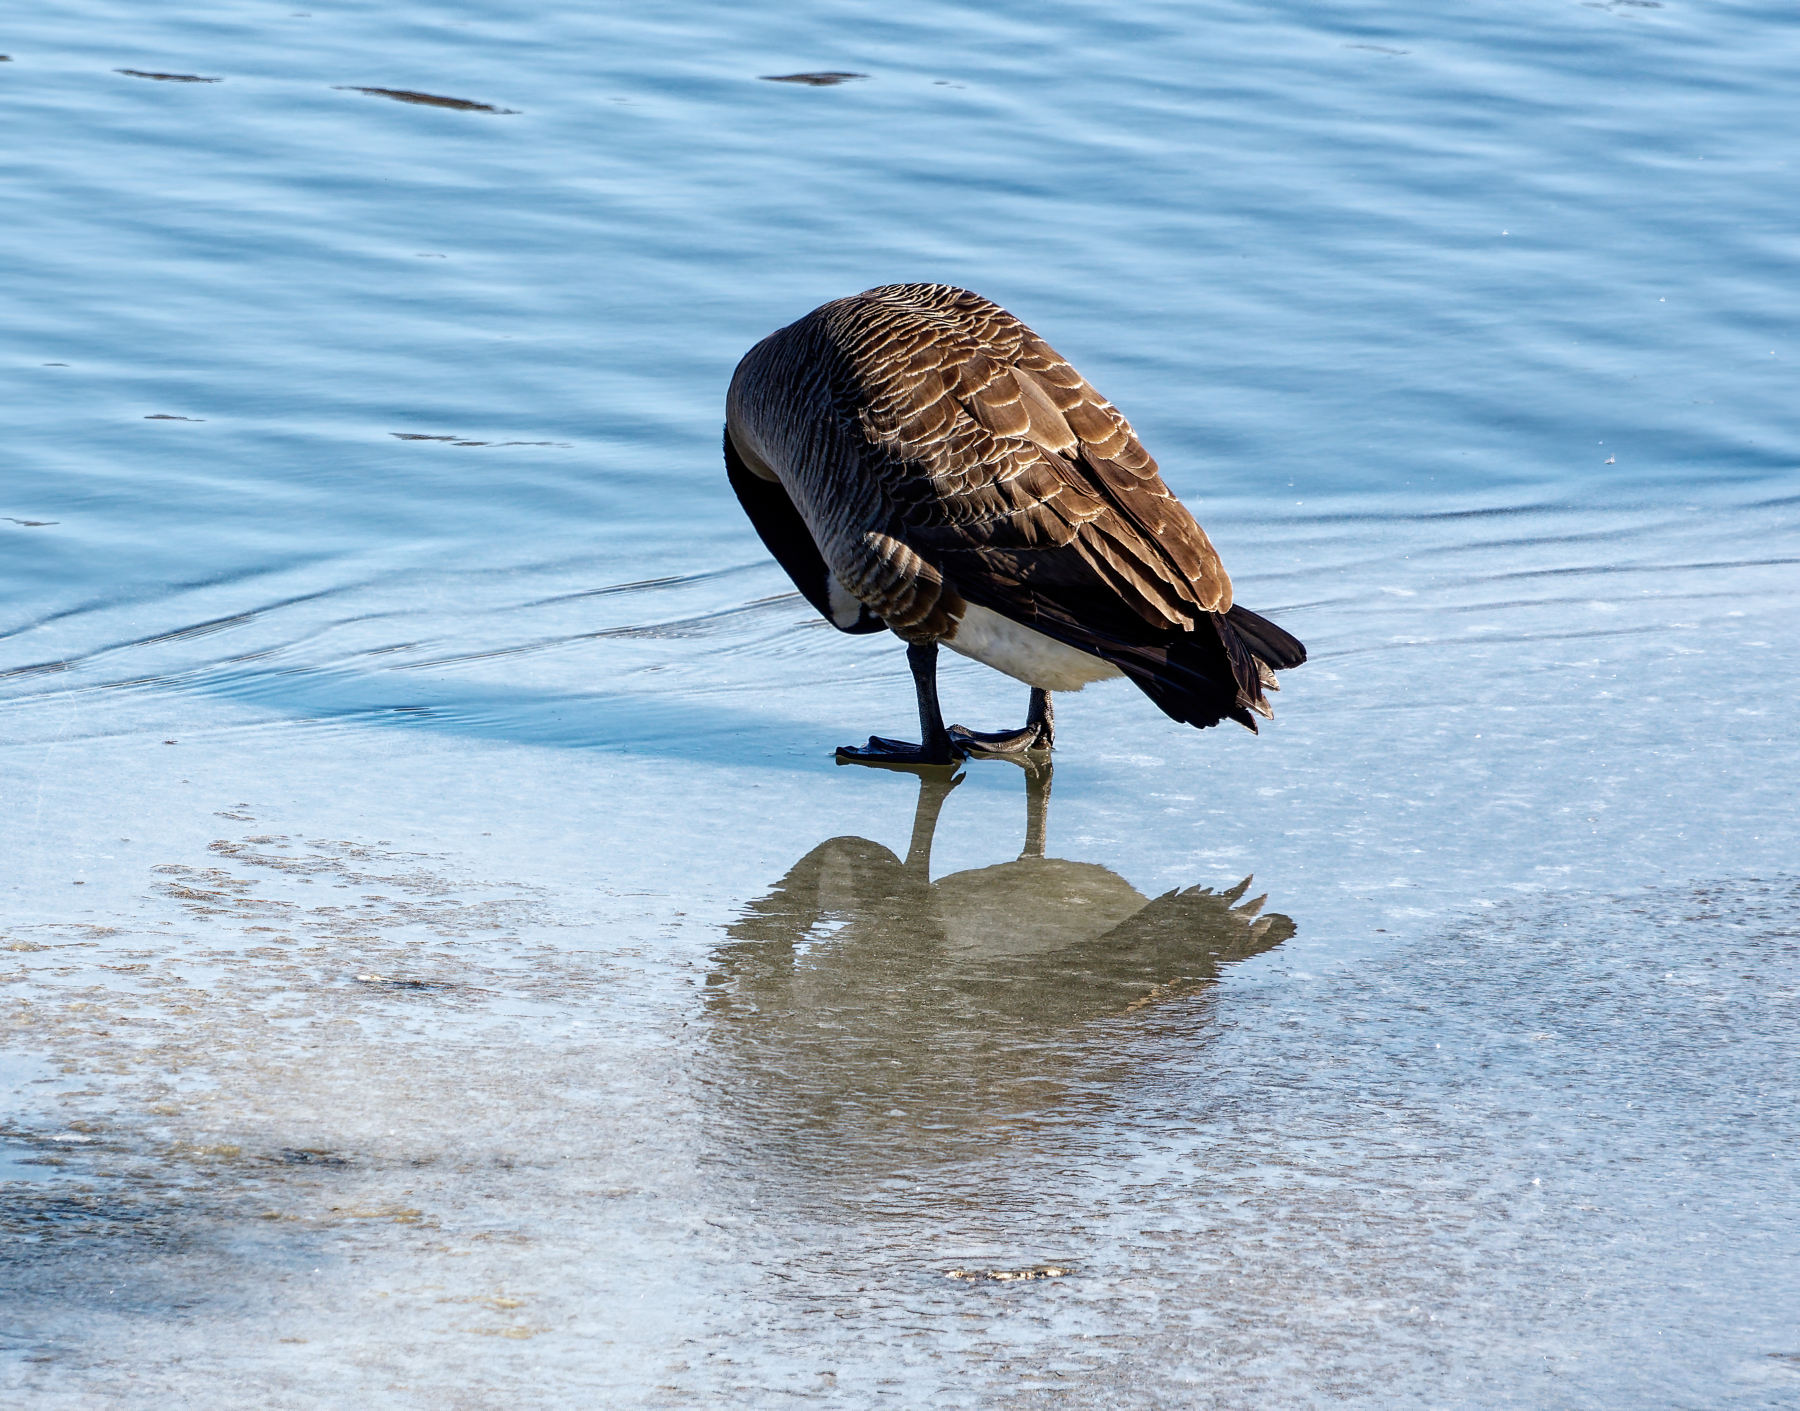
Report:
725,283,1306,765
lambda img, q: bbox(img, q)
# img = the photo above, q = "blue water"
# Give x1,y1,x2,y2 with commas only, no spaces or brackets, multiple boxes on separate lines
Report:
3,1,1797,1406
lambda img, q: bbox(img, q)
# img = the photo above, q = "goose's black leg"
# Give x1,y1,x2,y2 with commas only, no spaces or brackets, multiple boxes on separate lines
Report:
837,643,963,767
949,688,1054,755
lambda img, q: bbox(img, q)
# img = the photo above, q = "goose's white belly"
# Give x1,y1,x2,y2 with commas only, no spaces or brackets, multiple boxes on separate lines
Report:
943,603,1124,692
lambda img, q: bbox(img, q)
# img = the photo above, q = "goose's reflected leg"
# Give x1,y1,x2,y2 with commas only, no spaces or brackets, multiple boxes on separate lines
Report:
1019,759,1052,860
949,688,1054,756
837,643,964,767
902,768,963,879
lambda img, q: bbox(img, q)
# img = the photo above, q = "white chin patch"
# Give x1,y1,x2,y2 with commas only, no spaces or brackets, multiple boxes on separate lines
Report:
944,604,1124,692
826,574,866,629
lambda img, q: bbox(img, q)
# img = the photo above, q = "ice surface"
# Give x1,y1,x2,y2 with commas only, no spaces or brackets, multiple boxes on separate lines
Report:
3,0,1797,1405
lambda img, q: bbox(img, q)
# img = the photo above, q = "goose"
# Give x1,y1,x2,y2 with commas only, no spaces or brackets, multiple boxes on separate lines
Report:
725,283,1305,765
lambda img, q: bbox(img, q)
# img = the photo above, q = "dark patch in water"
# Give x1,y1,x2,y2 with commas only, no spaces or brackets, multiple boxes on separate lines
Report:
335,86,517,114
946,1266,1071,1282
760,72,868,87
1344,44,1409,54
3,518,59,527
390,432,568,447
943,1267,1065,1281
275,1148,348,1167
354,972,456,993
144,414,203,421
117,69,221,83
0,1191,165,1240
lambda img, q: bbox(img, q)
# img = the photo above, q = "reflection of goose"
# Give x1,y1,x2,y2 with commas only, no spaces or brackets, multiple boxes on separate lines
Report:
704,765,1293,1170
725,284,1306,765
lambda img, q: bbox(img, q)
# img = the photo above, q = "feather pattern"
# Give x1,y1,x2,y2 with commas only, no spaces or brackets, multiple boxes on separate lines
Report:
727,284,1305,730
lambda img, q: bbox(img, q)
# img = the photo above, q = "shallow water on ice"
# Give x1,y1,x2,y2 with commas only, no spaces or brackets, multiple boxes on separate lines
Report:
3,0,1798,1406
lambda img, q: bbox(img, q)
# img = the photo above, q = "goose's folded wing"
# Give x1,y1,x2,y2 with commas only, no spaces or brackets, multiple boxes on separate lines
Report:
819,286,1233,633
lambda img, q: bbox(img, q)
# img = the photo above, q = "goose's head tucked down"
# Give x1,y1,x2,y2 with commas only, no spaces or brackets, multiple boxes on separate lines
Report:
724,425,885,635
725,283,1307,766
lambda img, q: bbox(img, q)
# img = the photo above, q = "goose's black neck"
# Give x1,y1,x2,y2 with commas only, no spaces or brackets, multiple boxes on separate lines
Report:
723,426,885,635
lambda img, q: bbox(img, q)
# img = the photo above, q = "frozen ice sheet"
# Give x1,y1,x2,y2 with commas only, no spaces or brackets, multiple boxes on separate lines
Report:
2,752,1796,1405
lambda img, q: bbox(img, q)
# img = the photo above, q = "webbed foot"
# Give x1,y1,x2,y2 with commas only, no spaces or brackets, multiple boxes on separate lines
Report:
947,723,1046,755
836,735,963,768
948,688,1055,756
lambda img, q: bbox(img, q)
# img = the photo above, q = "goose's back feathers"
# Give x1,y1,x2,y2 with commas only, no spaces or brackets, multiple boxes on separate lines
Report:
727,284,1304,731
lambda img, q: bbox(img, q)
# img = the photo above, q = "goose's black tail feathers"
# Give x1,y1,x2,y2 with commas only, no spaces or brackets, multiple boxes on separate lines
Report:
1121,606,1305,733
1222,603,1307,672
1121,610,1291,735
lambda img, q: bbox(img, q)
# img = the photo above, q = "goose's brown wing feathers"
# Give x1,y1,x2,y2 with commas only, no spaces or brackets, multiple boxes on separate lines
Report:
819,285,1233,630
